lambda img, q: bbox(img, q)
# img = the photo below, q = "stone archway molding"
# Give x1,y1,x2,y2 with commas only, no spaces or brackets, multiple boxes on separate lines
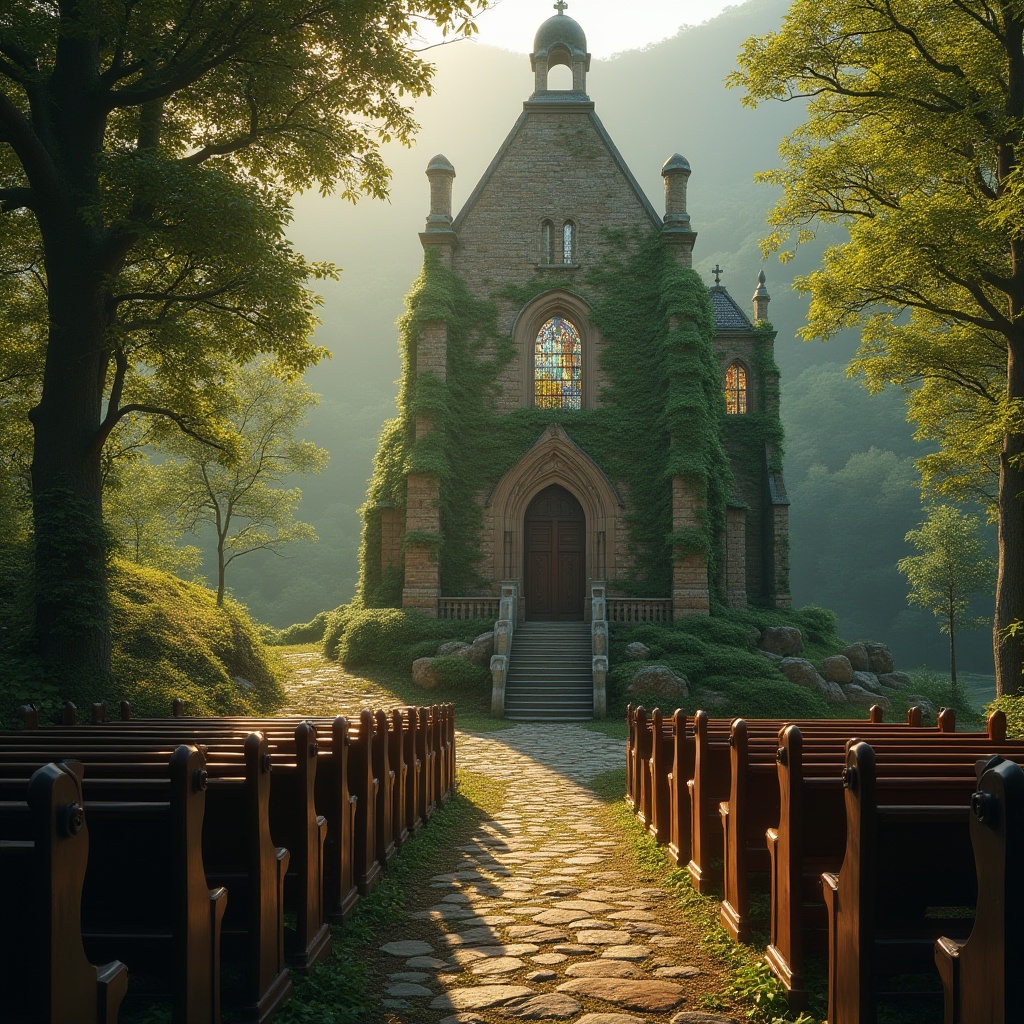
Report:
486,423,623,593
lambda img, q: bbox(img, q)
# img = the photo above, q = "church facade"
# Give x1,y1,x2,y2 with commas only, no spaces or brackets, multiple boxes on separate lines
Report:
359,8,790,622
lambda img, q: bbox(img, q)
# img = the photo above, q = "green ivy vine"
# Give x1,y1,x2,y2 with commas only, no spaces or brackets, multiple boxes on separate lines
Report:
357,231,784,608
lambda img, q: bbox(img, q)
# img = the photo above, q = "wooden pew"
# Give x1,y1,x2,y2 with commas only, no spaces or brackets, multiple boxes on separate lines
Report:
687,708,1004,894
0,761,129,1024
372,709,396,869
642,706,892,869
934,756,1024,1024
403,707,424,837
821,741,985,1024
0,747,224,1024
0,733,289,1023
2,719,332,974
720,711,1011,944
388,710,409,850
763,723,1024,1010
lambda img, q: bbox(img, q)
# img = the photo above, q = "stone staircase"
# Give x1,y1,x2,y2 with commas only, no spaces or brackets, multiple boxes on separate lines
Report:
503,621,594,721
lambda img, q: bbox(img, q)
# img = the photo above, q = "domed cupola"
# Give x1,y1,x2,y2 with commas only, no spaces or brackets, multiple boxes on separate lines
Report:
530,1,591,98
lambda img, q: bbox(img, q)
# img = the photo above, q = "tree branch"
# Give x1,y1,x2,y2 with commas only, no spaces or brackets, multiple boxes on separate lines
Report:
0,186,35,212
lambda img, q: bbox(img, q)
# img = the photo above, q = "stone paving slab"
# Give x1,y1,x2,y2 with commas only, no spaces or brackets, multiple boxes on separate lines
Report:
371,722,736,1022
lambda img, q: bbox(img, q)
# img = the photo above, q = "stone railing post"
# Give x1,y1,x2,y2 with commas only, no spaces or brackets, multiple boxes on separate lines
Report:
591,581,608,719
490,581,519,716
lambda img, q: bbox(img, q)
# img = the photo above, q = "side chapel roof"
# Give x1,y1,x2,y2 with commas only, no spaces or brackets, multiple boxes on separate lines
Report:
710,285,754,331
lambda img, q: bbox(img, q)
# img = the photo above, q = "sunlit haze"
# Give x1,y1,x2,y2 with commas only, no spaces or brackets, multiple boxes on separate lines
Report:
416,0,741,58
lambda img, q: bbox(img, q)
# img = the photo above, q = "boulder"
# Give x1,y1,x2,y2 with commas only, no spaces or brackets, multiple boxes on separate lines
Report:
842,684,892,713
696,689,729,708
906,694,938,717
779,657,822,689
864,642,895,675
746,626,762,647
878,671,912,690
438,640,470,657
842,643,871,672
412,657,441,690
780,658,846,703
625,642,652,661
626,664,689,704
760,626,804,657
851,670,884,695
821,655,853,685
458,631,495,667
757,649,783,663
233,676,255,692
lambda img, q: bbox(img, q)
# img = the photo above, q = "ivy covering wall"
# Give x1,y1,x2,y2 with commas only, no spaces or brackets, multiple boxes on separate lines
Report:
357,231,782,607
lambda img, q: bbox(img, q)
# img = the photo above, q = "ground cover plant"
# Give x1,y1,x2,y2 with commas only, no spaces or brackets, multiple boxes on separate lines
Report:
606,605,983,729
0,545,284,726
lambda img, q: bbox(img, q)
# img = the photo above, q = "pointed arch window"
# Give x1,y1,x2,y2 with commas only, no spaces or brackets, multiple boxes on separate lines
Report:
541,220,554,264
725,361,748,415
562,221,575,263
534,316,582,409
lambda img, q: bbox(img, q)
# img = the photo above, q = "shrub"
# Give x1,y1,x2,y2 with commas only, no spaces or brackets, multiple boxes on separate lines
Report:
268,610,330,646
329,605,492,675
429,655,489,692
322,603,360,662
608,605,850,720
988,692,1024,738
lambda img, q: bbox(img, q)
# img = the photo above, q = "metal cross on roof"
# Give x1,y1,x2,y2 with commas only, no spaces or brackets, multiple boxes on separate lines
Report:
713,264,723,286
554,0,568,13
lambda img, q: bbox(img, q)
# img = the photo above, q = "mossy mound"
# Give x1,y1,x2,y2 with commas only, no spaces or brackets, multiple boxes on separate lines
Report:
0,549,284,723
109,560,284,717
322,604,492,677
609,606,845,720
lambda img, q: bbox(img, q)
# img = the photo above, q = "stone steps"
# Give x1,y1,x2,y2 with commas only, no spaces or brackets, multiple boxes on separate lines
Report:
504,622,594,721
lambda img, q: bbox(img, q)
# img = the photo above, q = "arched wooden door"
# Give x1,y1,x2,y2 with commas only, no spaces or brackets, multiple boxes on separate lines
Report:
524,484,585,621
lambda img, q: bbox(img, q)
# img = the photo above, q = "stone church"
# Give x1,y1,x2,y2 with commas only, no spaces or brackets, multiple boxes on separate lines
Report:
359,6,791,625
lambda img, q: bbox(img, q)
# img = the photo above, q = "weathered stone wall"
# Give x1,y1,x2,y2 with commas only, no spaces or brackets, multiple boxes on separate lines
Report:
452,106,658,414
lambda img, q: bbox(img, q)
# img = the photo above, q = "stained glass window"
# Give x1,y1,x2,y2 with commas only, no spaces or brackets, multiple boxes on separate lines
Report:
534,316,582,409
563,221,574,263
725,361,748,415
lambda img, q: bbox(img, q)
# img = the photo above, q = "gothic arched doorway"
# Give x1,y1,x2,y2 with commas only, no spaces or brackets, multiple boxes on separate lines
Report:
524,484,585,621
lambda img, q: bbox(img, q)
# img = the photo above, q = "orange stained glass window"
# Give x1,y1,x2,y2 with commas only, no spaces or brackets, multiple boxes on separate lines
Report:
534,316,582,409
725,362,747,414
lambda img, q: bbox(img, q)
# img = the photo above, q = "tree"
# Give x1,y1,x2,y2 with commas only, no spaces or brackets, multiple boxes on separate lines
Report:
102,420,202,578
898,506,996,691
0,0,481,687
731,0,1024,695
166,361,328,606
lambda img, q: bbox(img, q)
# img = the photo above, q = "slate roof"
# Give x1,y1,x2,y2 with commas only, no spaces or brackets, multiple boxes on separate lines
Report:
710,285,753,332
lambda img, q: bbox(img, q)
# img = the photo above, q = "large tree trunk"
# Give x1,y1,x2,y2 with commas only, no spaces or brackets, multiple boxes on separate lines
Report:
30,215,112,689
994,334,1024,697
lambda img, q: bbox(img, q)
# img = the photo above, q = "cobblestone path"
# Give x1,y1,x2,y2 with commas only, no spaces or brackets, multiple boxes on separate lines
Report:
377,724,740,1024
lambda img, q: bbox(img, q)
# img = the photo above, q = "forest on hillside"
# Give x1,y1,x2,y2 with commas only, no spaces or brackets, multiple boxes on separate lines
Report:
211,0,994,672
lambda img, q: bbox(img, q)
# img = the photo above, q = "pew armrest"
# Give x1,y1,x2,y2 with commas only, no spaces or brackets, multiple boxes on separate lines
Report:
934,935,962,1024
821,870,840,1024
96,960,129,1024
209,886,228,1024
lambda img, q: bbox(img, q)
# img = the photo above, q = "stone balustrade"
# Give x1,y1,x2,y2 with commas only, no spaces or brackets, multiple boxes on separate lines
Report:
607,598,673,624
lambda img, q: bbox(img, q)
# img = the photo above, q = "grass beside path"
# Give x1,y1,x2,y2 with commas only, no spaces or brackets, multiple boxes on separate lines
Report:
276,643,514,733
